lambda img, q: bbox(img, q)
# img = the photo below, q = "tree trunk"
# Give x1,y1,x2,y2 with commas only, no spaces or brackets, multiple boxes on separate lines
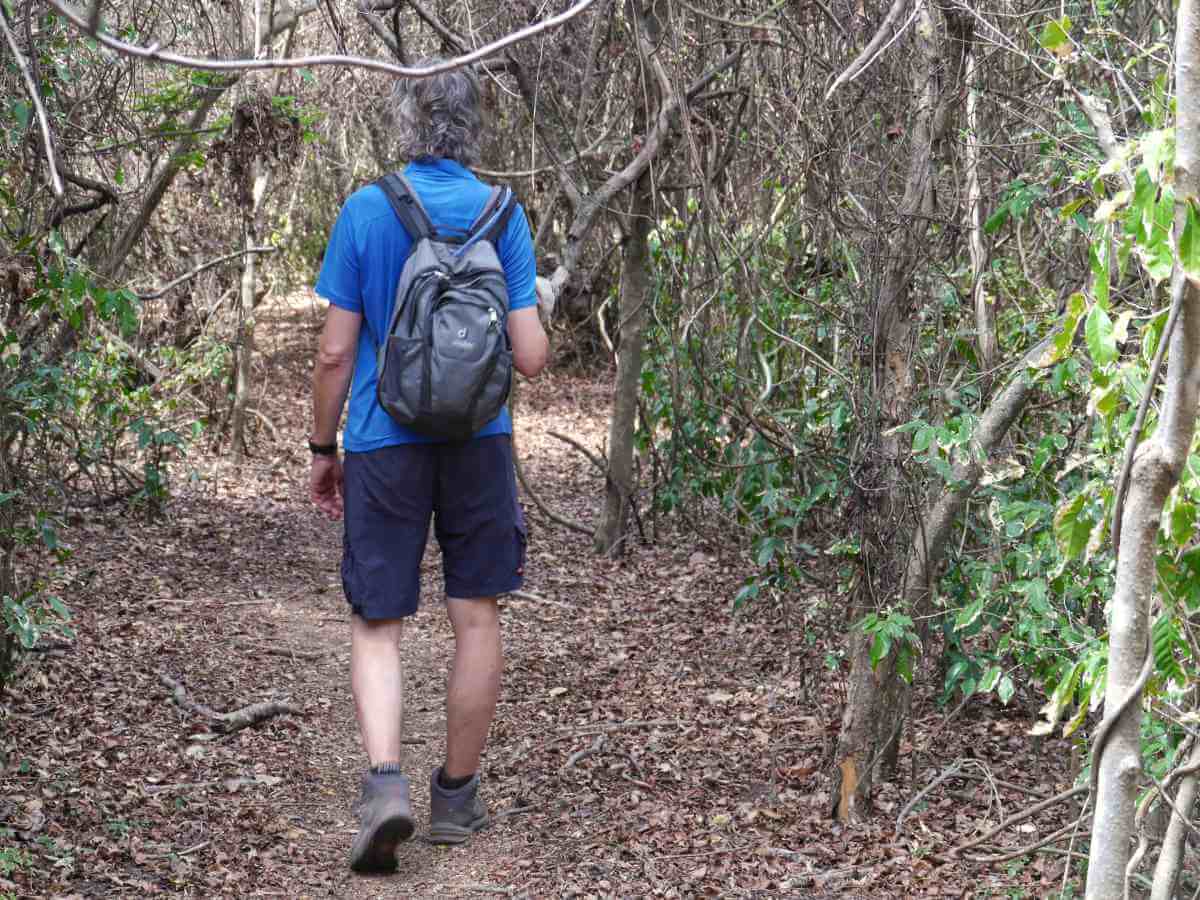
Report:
1085,4,1200,896
0,451,16,688
964,42,996,378
595,167,653,555
1149,737,1200,900
230,158,270,461
833,0,940,822
594,1,666,556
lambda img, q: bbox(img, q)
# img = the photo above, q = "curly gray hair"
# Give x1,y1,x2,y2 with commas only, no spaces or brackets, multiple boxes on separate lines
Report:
391,61,483,166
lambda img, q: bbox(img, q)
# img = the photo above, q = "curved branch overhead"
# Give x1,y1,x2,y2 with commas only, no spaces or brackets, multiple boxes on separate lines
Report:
824,0,911,100
44,0,601,78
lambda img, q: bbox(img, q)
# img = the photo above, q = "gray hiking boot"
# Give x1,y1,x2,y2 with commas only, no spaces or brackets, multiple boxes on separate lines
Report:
428,768,489,844
349,770,415,873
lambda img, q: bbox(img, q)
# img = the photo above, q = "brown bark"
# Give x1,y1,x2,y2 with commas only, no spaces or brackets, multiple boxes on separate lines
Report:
833,0,941,822
595,167,653,555
230,159,270,461
594,0,663,555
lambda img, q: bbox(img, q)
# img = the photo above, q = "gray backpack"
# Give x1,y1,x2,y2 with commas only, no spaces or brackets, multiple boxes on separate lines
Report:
373,172,517,440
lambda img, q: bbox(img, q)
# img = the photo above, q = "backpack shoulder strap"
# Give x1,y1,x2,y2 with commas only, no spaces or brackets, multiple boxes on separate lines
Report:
376,172,435,241
471,186,517,246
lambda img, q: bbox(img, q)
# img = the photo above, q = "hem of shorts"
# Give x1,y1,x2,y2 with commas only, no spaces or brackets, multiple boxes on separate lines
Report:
347,598,421,621
444,577,523,601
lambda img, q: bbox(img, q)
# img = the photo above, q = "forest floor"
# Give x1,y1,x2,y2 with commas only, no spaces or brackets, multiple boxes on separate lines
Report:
1,292,1088,898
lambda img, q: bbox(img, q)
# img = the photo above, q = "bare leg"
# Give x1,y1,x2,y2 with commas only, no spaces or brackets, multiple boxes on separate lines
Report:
444,597,502,778
350,614,405,765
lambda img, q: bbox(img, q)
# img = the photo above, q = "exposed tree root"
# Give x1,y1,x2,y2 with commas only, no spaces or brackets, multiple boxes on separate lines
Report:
144,774,283,795
945,784,1088,859
159,671,301,734
547,430,607,474
512,444,593,537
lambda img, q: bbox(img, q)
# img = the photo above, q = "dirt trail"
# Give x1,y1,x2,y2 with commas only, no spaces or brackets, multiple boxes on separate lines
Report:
0,292,1077,899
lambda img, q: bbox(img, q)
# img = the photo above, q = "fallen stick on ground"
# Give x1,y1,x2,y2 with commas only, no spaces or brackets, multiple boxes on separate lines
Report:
896,760,964,834
144,774,283,795
240,645,328,661
159,672,302,734
556,719,689,736
959,814,1092,865
949,784,1088,857
565,735,606,769
507,589,571,609
443,885,513,897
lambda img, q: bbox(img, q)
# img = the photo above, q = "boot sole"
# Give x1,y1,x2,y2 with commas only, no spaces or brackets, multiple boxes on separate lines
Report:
349,812,416,873
427,814,489,845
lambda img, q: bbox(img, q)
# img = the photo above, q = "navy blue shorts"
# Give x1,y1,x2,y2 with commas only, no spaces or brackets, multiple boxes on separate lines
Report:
340,435,526,620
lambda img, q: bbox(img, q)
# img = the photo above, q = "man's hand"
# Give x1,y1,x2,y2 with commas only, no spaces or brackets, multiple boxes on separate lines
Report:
311,455,345,519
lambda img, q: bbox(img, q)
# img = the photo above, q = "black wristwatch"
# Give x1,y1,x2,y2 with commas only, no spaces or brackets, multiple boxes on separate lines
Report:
308,439,337,456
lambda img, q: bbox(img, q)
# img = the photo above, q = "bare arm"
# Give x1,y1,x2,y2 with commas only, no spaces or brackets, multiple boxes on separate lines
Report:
310,305,361,519
508,306,548,378
312,306,362,443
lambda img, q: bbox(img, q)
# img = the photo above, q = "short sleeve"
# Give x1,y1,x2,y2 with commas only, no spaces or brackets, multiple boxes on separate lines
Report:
498,203,537,312
314,200,363,312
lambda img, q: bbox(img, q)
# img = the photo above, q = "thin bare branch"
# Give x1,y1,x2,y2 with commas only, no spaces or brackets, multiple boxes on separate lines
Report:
0,7,64,198
137,247,277,300
825,0,912,101
44,0,601,78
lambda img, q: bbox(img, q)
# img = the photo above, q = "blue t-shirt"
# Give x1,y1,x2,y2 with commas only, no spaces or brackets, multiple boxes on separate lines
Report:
315,158,537,451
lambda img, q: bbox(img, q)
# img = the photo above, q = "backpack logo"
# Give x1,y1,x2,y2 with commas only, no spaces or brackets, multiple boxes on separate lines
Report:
373,172,516,440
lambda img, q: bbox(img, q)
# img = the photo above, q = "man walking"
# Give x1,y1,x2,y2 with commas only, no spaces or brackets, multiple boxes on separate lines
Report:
308,63,548,873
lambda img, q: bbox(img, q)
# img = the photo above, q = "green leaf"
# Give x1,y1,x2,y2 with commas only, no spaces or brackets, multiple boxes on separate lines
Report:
299,68,315,84
1152,615,1186,686
1170,495,1196,546
10,101,30,130
46,595,70,621
984,206,1010,235
1038,292,1086,368
1060,198,1087,220
912,425,934,454
1086,304,1118,366
1031,660,1082,736
955,597,986,632
733,583,758,609
1055,493,1092,560
1091,239,1111,308
1063,701,1088,738
870,632,891,670
944,658,969,692
1142,186,1177,282
1143,307,1169,362
1180,200,1200,279
997,675,1015,706
1126,167,1156,244
1039,16,1072,51
1141,129,1174,176
978,665,1002,694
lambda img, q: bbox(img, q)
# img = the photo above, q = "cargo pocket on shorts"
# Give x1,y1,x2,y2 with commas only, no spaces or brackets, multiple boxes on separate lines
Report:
341,534,362,611
514,499,527,578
